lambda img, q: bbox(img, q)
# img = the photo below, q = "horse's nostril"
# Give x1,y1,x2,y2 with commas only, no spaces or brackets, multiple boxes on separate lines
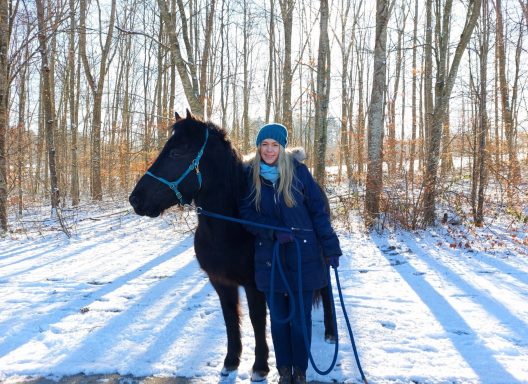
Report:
129,195,140,209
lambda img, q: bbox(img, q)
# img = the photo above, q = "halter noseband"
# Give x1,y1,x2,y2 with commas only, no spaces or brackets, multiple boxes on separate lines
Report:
145,128,209,205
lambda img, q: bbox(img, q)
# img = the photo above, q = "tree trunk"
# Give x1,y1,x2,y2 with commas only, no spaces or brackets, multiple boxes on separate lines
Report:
338,0,355,184
387,5,406,176
365,0,389,225
79,0,116,201
356,49,366,178
409,0,418,184
158,0,204,115
36,0,60,210
17,52,27,215
475,0,489,226
422,0,481,225
313,0,330,185
0,0,9,231
279,0,294,134
69,0,79,206
242,0,250,152
495,0,521,204
199,0,216,117
265,0,276,123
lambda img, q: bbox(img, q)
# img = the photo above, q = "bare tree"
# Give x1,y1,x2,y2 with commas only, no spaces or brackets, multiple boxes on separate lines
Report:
279,0,294,134
520,0,528,21
35,0,60,210
386,2,408,176
265,0,276,123
474,0,490,226
79,0,117,201
495,0,522,203
313,0,331,185
68,0,80,206
365,0,390,225
409,0,419,184
242,0,251,152
421,0,481,225
335,0,362,183
0,0,10,231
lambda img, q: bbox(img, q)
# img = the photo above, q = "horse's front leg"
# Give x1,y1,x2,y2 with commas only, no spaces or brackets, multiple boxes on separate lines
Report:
211,280,242,374
244,284,269,381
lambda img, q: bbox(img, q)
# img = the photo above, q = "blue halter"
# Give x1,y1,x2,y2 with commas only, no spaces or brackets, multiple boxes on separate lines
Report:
145,128,209,205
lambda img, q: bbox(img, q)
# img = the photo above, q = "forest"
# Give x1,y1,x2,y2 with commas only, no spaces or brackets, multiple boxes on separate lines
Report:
0,0,527,234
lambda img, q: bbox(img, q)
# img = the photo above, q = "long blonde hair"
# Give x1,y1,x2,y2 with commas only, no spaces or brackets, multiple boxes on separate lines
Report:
251,146,297,211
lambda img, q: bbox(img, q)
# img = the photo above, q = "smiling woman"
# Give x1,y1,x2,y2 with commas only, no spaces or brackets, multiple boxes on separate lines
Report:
240,122,342,384
260,139,280,166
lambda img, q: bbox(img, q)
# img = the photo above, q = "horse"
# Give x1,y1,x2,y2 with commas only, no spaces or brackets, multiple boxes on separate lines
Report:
129,110,335,381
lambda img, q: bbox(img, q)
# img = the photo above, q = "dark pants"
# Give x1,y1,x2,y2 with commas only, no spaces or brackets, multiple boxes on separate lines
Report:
265,290,313,372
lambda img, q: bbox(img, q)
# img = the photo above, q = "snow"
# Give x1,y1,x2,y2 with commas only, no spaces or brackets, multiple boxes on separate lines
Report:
1,202,527,384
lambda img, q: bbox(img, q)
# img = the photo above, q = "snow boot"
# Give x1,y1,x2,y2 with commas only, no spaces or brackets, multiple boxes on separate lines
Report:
277,366,292,384
292,367,306,384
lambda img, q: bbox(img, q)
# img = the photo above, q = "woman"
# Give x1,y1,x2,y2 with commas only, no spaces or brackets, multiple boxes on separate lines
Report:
240,123,342,384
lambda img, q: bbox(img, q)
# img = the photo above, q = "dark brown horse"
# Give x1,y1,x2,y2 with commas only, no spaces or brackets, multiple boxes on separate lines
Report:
129,110,334,381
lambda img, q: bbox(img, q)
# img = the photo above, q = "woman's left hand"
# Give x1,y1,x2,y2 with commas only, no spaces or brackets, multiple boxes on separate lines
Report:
326,256,340,268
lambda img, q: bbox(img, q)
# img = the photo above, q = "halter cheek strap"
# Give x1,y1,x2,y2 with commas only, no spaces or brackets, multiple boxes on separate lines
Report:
145,128,209,205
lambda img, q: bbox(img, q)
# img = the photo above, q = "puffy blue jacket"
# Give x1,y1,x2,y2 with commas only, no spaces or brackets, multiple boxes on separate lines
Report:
239,158,342,292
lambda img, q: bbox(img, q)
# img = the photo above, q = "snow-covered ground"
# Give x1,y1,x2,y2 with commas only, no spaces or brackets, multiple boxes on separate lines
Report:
0,202,527,384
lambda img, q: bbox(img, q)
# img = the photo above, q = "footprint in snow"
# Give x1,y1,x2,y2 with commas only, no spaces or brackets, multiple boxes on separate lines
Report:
380,321,396,330
390,259,407,266
450,329,470,336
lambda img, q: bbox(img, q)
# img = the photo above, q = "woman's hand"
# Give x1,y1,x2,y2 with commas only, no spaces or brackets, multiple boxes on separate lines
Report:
326,256,340,268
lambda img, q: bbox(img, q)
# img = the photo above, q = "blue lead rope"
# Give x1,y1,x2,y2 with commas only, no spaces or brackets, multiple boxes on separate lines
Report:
197,207,368,383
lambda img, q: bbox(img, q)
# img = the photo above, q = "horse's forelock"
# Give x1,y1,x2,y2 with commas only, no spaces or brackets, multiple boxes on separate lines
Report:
168,115,233,153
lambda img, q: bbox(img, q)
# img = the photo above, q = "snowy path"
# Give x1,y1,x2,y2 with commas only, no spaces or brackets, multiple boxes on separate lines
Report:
0,207,527,383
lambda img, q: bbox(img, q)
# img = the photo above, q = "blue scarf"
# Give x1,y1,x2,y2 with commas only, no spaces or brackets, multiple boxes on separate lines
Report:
260,162,279,185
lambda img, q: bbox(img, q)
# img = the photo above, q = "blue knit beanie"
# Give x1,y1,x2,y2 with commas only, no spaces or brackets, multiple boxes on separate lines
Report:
255,123,288,147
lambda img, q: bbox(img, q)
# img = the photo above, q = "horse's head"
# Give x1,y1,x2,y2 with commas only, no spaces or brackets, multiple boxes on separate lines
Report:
129,109,209,217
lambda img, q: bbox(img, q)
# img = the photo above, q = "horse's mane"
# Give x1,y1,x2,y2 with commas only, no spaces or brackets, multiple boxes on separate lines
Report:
190,118,246,204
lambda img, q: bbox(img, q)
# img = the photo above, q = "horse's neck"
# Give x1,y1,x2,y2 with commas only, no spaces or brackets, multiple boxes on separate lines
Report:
195,147,243,216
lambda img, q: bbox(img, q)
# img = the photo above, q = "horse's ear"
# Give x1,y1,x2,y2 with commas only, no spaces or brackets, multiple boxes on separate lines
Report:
186,108,194,120
175,112,182,122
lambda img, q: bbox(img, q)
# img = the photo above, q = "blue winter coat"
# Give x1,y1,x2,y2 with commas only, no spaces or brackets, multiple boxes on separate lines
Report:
239,158,342,292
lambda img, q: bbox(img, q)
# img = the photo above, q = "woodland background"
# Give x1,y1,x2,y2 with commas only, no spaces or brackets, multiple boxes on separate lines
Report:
0,0,527,234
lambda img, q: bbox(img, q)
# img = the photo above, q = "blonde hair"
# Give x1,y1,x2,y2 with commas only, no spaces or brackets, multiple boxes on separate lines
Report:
251,146,297,210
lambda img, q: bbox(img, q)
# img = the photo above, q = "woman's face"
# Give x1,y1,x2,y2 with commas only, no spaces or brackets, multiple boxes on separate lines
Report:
259,139,280,165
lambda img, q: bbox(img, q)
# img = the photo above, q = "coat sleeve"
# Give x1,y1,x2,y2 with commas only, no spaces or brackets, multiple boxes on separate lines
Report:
297,164,342,258
238,167,280,240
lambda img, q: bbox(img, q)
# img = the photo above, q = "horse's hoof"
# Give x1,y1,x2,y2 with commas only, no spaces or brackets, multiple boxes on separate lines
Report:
250,370,268,382
220,366,238,377
325,334,336,344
